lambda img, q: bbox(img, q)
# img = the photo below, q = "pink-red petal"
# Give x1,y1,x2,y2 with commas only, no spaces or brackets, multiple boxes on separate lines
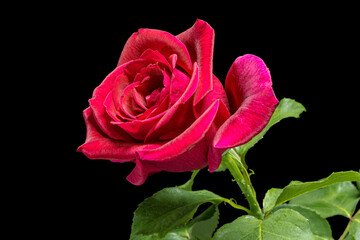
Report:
207,100,232,172
111,109,166,141
103,90,121,122
144,134,211,173
169,68,191,106
213,54,278,149
138,100,220,162
89,73,133,141
144,63,199,142
177,19,215,105
77,108,142,161
120,82,144,118
126,156,162,186
118,28,192,74
194,74,229,118
139,49,172,70
89,59,151,141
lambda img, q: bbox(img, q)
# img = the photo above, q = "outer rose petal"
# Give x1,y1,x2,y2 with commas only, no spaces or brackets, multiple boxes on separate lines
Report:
191,74,230,172
206,100,232,172
213,54,278,149
126,156,162,186
77,107,161,161
138,100,220,164
118,29,192,74
177,19,215,105
145,128,213,173
142,100,228,174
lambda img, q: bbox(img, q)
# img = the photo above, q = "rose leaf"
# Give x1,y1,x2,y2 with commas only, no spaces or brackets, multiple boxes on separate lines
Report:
213,208,316,240
130,187,224,238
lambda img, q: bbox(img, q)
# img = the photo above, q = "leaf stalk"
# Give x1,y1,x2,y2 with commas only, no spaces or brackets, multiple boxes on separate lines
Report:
339,209,360,240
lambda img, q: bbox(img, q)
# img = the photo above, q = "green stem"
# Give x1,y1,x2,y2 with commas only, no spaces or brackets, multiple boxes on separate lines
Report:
339,209,359,240
222,150,264,219
178,170,200,191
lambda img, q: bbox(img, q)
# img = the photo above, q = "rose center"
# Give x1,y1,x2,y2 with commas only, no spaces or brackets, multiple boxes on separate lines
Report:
145,87,164,108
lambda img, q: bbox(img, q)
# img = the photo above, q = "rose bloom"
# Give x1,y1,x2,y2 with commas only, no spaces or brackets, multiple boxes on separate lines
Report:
78,20,278,185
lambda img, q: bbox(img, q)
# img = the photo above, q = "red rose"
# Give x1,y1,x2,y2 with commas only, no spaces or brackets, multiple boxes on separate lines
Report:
78,20,278,185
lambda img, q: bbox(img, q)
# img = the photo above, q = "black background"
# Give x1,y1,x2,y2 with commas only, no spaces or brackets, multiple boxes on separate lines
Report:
46,3,359,239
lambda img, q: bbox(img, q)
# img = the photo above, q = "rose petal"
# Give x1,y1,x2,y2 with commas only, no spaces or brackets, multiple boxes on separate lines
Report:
139,94,170,120
78,108,163,186
111,95,170,140
89,59,150,141
111,113,165,141
133,63,163,84
207,145,225,172
169,68,191,106
138,100,220,162
194,74,230,118
134,66,170,108
119,82,145,119
77,108,156,161
133,88,148,110
103,90,121,122
213,54,279,149
191,74,230,172
139,48,172,70
118,28,192,74
168,54,177,70
112,74,132,111
144,63,199,142
144,132,211,172
155,102,195,141
89,90,132,142
126,156,162,186
177,19,214,105
150,100,230,173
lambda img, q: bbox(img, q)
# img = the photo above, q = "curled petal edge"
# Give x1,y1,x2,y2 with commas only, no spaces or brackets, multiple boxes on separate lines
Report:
118,28,193,74
177,19,215,106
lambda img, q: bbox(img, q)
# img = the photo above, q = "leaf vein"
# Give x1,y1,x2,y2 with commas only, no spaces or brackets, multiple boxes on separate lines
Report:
259,221,262,240
314,235,329,240
322,199,351,218
143,198,217,224
261,230,293,240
